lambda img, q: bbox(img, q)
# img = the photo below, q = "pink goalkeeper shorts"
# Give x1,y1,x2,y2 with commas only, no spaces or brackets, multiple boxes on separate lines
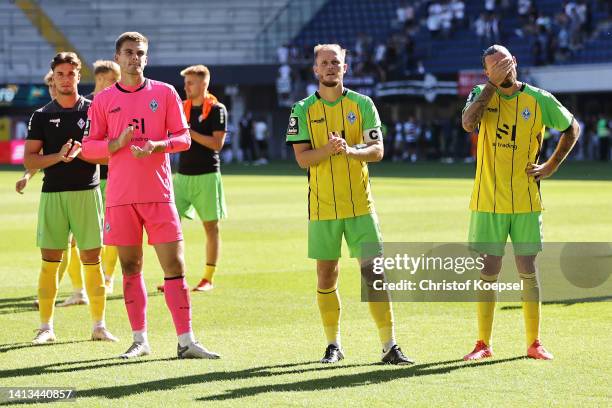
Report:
104,202,183,246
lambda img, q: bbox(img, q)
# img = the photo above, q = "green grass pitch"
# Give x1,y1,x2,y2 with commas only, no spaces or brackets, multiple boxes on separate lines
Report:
0,162,610,407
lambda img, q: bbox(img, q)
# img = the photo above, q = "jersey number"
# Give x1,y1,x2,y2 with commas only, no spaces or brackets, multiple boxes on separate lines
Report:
130,118,145,134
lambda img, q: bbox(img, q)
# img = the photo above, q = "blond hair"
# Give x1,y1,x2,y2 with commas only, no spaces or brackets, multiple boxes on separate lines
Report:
313,44,347,62
43,70,53,86
180,64,210,82
93,60,121,80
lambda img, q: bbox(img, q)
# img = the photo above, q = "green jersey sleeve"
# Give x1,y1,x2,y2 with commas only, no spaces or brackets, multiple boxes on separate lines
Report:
462,85,484,114
535,89,573,132
285,102,311,144
358,95,381,130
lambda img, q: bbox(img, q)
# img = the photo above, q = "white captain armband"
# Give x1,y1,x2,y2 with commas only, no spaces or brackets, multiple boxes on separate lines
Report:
363,128,382,143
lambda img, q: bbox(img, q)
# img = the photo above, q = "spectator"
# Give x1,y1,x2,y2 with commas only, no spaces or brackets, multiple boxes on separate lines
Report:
253,119,269,165
239,112,256,164
277,43,289,64
474,12,487,46
484,0,496,13
427,2,443,38
393,122,405,162
440,1,454,37
451,0,466,29
597,116,610,161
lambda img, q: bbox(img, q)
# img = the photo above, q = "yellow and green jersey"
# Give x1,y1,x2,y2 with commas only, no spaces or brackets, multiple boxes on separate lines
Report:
286,89,382,220
464,83,573,213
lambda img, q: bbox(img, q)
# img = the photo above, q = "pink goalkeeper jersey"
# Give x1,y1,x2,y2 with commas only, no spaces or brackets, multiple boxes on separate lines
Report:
82,79,190,207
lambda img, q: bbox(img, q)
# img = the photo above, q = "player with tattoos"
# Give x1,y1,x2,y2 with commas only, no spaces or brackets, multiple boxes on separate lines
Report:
461,45,580,361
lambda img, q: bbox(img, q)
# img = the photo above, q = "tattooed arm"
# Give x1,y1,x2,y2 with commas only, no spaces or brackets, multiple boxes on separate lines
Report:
461,82,497,132
526,119,581,181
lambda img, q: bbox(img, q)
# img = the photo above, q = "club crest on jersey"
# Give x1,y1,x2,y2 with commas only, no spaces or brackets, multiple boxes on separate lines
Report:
347,111,356,124
77,118,86,129
522,107,531,120
149,99,158,112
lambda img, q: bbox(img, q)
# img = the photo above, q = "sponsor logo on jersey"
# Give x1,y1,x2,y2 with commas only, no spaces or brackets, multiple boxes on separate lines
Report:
310,117,324,123
347,111,356,124
109,106,121,114
150,99,158,112
77,118,86,129
521,107,531,120
49,118,60,127
287,116,299,135
487,107,498,113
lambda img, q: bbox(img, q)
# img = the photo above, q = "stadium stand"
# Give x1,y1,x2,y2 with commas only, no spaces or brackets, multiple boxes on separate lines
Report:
0,1,56,83
292,0,612,74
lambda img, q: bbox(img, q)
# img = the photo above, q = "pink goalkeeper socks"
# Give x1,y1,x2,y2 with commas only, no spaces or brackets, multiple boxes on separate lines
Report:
123,273,147,332
163,276,192,335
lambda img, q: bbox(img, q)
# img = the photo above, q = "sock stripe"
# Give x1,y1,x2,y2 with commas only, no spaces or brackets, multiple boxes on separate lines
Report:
42,258,62,263
206,263,216,267
164,275,185,281
317,288,337,295
82,261,101,266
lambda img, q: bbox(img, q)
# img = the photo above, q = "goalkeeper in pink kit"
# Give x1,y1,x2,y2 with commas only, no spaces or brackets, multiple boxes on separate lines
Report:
83,32,220,359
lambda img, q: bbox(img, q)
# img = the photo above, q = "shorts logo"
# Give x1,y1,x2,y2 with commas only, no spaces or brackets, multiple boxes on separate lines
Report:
522,108,531,120
49,118,60,127
149,99,158,112
77,118,86,129
347,111,356,124
105,222,111,232
287,116,299,135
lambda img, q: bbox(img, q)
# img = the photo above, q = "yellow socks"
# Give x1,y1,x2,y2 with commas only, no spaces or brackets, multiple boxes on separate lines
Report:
57,249,70,282
83,262,106,324
317,286,341,346
203,264,216,283
477,272,499,346
368,300,395,349
520,272,541,346
102,245,118,280
67,245,84,291
38,260,61,327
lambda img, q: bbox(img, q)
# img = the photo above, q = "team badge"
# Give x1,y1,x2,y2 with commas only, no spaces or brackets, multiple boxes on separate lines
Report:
347,111,356,124
77,118,86,129
150,99,158,112
521,107,531,120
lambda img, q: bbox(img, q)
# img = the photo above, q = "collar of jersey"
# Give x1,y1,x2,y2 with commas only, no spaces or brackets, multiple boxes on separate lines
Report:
496,82,526,100
315,89,348,107
115,79,148,93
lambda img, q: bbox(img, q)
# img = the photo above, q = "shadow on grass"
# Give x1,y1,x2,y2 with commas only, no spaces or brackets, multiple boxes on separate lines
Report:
500,295,612,310
0,292,166,316
197,356,525,401
0,356,526,404
0,339,90,354
0,355,174,380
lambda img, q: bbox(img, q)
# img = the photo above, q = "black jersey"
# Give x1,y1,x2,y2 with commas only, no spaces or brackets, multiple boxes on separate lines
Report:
26,96,99,192
177,103,227,175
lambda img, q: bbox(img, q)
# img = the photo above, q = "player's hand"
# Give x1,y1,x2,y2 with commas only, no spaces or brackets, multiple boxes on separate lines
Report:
15,177,28,194
526,162,557,181
109,125,134,153
66,140,82,159
326,132,344,155
57,139,75,162
130,140,159,158
488,57,513,87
